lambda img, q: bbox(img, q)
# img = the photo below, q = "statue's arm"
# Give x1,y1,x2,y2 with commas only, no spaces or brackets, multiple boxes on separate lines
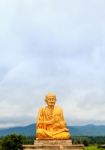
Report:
36,108,53,128
53,107,67,129
60,108,67,126
36,108,43,128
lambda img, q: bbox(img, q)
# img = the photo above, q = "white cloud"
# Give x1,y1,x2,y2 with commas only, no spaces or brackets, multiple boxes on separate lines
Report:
0,0,105,127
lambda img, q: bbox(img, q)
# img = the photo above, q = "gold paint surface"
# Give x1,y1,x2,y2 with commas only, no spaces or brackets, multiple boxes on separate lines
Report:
36,93,70,140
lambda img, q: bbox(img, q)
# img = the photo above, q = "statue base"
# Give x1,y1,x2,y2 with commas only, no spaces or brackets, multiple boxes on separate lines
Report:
23,139,84,150
35,139,72,145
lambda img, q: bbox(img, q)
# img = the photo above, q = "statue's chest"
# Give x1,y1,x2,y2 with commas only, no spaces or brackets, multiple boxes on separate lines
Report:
44,108,61,121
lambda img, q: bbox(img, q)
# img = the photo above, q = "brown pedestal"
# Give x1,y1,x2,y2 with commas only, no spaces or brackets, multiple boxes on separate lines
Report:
23,139,84,150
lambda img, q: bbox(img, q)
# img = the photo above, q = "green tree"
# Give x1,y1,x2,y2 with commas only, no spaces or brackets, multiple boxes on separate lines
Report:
82,139,89,147
1,134,25,150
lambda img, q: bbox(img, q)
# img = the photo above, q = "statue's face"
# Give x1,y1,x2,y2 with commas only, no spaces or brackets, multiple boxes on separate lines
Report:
46,96,56,107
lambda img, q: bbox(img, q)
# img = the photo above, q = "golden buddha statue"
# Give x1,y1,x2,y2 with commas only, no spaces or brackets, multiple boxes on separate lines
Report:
36,93,70,140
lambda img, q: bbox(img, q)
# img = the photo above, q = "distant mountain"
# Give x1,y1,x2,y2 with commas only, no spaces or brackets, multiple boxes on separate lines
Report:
0,124,105,137
69,124,105,136
0,124,35,137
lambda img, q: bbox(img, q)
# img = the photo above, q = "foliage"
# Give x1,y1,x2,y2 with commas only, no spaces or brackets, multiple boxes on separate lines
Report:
1,134,26,150
0,135,35,150
72,136,105,145
83,139,89,146
1,135,105,150
22,136,34,145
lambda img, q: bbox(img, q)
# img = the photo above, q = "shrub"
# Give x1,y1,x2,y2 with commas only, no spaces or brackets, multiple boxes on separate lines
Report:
1,134,25,150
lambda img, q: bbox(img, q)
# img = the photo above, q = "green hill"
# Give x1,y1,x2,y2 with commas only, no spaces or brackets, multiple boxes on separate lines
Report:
0,124,105,137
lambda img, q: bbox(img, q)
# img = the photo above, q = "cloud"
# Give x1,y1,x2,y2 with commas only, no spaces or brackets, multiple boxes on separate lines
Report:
0,0,105,127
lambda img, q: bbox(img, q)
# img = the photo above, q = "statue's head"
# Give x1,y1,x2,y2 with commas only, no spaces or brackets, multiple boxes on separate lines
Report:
45,93,56,107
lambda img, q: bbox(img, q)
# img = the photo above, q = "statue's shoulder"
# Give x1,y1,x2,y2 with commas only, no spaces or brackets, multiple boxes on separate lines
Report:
38,107,45,112
55,105,63,111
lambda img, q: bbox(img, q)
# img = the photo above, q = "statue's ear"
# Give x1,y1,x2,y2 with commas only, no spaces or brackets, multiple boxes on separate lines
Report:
45,98,47,103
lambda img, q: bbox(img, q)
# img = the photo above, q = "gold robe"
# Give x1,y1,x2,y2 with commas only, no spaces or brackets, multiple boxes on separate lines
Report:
36,106,70,139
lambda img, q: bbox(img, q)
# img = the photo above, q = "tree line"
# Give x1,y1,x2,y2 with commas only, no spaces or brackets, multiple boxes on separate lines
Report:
72,136,105,146
0,134,105,149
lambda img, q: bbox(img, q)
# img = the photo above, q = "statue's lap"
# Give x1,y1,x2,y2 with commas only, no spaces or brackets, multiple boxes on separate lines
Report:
36,128,70,139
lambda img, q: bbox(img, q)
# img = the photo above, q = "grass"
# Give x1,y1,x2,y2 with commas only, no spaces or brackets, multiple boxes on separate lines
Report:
85,145,105,150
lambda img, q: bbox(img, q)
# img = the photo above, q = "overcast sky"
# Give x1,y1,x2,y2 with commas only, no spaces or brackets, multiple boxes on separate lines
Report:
0,0,105,128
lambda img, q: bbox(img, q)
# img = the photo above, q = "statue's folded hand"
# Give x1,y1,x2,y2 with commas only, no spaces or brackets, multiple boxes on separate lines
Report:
43,119,54,125
49,118,55,124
